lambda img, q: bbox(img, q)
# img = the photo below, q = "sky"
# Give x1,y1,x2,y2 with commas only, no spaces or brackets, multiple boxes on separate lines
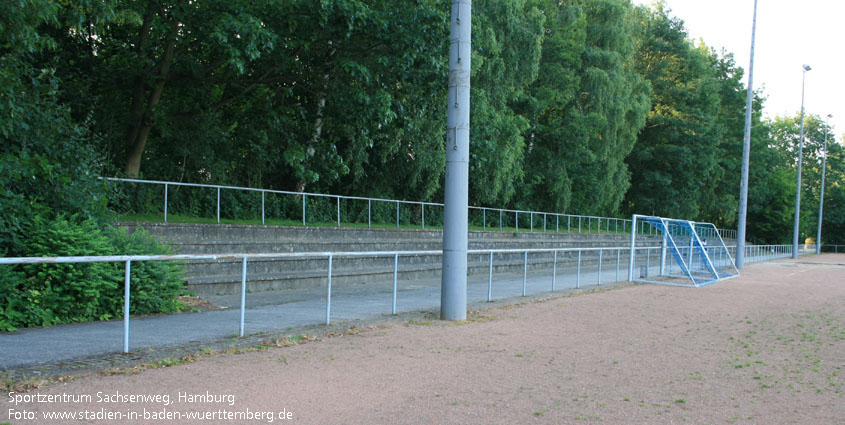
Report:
631,0,844,144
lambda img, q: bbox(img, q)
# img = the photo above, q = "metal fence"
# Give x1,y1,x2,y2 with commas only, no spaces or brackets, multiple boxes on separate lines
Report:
733,244,799,263
627,244,805,286
821,244,844,253
0,240,805,357
101,177,739,239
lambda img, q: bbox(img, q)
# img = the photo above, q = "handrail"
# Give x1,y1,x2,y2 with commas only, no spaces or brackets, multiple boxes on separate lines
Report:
1,245,631,355
100,177,739,239
2,240,802,360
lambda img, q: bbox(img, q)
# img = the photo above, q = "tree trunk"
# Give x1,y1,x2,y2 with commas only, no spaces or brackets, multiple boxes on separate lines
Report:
297,47,336,192
124,19,179,177
125,8,152,154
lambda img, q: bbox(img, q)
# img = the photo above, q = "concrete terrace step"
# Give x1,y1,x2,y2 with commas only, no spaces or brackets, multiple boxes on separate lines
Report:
120,222,631,244
164,239,630,255
184,250,621,295
119,222,639,296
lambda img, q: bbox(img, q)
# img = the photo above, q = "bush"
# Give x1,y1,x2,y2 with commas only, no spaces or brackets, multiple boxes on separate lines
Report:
106,226,184,316
0,215,185,331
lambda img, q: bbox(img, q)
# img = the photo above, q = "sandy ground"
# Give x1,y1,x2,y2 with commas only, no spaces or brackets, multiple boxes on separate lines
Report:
4,255,844,425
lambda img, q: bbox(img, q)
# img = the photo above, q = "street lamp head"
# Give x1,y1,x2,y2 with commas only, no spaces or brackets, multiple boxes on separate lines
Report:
803,64,812,71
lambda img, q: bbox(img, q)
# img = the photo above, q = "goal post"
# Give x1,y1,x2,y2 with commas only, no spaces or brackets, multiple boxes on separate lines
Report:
628,214,739,287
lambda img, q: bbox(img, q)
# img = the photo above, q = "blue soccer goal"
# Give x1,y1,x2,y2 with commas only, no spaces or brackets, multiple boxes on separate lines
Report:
628,215,739,287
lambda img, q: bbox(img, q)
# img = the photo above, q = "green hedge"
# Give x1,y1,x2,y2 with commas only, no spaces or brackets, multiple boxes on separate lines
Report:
0,215,184,332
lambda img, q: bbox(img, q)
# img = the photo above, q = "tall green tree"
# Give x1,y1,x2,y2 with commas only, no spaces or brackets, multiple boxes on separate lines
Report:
768,114,841,243
0,0,120,250
522,0,650,215
818,138,845,245
743,118,794,244
699,50,748,228
51,0,451,203
625,4,721,218
469,0,545,206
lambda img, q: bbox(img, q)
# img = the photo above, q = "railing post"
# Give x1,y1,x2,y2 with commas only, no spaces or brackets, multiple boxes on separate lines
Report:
483,208,486,230
556,215,559,233
522,251,528,296
216,187,221,224
543,213,546,232
240,256,247,337
326,254,333,325
337,197,341,228
552,250,557,291
124,260,131,353
422,204,425,229
396,201,400,229
392,253,398,315
164,183,168,223
368,199,371,228
597,249,603,286
499,210,502,231
628,215,637,282
530,212,533,232
616,248,620,282
516,212,519,233
302,194,306,226
579,216,582,233
487,252,493,302
576,249,581,288
261,191,265,225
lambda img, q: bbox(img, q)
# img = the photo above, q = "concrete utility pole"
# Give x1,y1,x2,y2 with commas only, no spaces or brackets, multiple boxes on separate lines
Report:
441,0,471,321
792,64,811,259
816,113,832,255
736,0,758,269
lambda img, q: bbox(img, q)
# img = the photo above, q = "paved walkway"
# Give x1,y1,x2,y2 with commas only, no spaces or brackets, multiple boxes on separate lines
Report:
1,260,631,370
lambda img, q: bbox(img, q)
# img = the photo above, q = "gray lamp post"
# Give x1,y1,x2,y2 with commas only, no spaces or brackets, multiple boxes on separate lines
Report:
815,113,832,255
792,64,811,259
736,0,758,269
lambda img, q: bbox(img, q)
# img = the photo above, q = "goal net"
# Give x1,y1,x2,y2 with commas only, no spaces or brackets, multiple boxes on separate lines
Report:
627,215,739,287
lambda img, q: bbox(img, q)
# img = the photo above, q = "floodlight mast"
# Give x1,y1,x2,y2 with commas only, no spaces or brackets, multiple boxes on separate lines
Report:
792,64,811,259
441,0,471,321
736,0,758,269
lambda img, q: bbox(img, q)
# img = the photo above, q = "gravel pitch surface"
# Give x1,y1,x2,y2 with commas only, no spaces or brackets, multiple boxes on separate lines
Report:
5,254,844,424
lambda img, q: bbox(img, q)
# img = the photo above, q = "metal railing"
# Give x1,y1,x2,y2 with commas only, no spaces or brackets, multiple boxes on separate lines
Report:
1,241,803,357
101,177,739,239
734,244,799,264
821,244,844,253
0,246,636,354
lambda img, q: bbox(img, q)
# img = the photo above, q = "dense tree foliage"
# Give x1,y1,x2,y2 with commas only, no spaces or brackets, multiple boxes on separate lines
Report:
768,114,842,244
625,4,721,219
0,1,185,330
3,0,844,262
521,0,650,215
